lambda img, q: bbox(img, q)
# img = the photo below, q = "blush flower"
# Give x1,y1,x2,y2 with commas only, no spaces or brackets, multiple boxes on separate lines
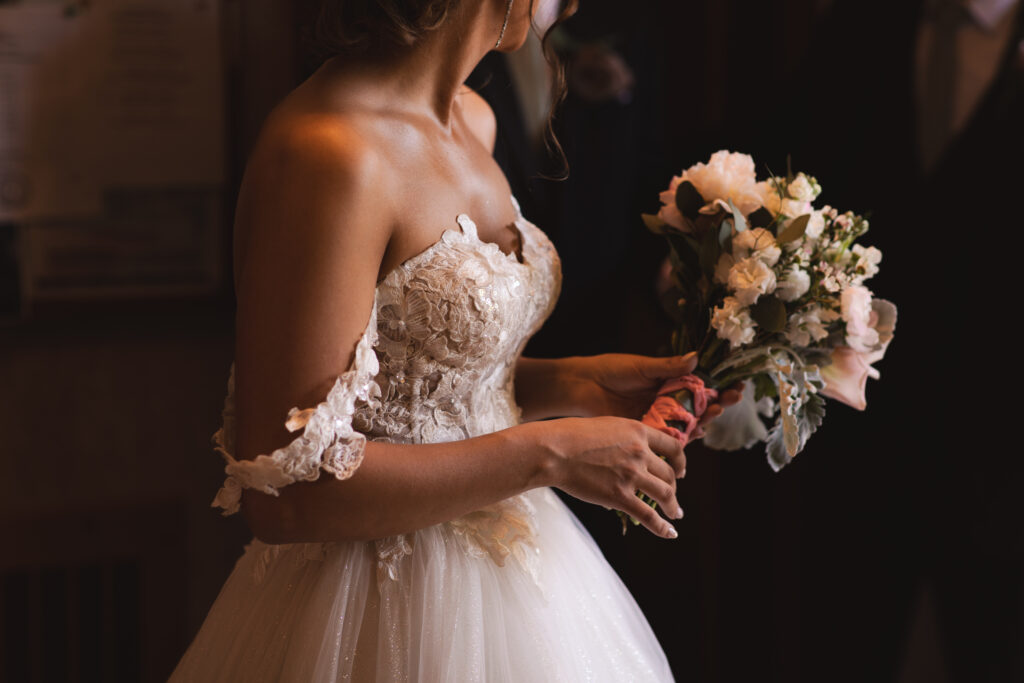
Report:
672,150,764,216
732,228,781,266
728,257,777,306
820,299,897,409
712,296,757,348
841,285,879,352
775,267,811,302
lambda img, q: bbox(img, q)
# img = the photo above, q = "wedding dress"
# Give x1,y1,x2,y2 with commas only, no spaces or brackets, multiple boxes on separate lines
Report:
170,196,675,682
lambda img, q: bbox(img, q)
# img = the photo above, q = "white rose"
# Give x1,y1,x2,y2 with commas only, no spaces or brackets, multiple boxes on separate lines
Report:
841,285,879,352
805,211,826,239
787,174,814,201
712,296,757,349
732,227,781,266
680,150,763,216
756,179,784,215
775,267,811,302
785,306,838,347
728,257,777,306
781,198,812,218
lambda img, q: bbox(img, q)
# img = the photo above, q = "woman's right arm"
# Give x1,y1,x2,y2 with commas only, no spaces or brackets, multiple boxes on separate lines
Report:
232,117,686,544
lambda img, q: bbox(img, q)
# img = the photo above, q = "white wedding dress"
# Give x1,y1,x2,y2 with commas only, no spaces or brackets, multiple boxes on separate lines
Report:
170,197,675,682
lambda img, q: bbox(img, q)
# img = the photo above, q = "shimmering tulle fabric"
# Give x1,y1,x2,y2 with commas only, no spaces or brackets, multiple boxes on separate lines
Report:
171,198,675,682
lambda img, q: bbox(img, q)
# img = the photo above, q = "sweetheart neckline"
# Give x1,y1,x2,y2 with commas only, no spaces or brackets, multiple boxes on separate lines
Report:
375,195,534,290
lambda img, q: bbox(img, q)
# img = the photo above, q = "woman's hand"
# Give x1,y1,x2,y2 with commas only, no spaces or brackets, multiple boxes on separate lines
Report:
559,353,743,426
528,416,687,539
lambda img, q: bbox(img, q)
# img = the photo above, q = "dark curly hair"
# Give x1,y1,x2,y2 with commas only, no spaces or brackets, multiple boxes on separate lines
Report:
312,0,580,176
313,0,460,55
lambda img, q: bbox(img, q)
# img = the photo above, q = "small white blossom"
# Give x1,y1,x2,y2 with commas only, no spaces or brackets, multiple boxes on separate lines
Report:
817,261,849,293
781,198,812,219
841,285,879,352
852,244,882,281
732,227,781,266
755,178,785,214
775,267,811,302
785,307,840,347
787,174,815,202
728,257,777,305
805,211,826,240
712,296,757,349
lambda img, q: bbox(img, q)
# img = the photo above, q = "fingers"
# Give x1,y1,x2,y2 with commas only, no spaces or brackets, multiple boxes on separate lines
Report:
641,424,687,477
643,449,677,487
698,403,723,426
719,382,744,407
642,352,698,381
619,491,679,539
636,470,683,520
697,381,745,426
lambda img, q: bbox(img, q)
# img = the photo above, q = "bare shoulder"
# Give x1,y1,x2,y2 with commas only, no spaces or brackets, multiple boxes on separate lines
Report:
231,107,390,450
234,107,391,280
243,108,385,220
458,85,497,154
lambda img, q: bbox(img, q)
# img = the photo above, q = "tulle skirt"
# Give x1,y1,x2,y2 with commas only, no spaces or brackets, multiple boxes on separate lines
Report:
170,488,674,682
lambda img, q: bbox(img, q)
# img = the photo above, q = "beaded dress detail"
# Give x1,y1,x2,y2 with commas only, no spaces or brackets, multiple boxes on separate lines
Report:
171,197,674,682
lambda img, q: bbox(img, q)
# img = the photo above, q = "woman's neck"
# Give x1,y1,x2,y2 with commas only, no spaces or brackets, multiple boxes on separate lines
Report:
317,4,503,128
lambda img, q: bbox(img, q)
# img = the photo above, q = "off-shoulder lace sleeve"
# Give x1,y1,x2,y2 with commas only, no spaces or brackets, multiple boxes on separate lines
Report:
210,305,382,515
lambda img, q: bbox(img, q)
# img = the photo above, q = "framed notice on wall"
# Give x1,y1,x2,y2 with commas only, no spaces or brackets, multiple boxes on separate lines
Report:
0,0,226,309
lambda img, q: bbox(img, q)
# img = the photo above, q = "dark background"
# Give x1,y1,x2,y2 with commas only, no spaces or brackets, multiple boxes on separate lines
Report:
2,0,1021,681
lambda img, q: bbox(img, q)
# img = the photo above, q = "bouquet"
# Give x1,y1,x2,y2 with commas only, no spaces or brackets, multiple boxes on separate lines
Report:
641,150,897,471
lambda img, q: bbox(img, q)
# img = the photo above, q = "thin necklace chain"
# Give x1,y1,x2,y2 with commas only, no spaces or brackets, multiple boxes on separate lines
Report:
494,0,514,49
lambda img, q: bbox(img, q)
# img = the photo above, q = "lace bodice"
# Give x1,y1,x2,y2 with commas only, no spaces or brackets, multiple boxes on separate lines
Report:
209,196,561,577
353,203,559,445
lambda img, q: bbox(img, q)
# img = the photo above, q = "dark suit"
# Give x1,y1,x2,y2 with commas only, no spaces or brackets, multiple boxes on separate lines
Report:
771,3,1024,681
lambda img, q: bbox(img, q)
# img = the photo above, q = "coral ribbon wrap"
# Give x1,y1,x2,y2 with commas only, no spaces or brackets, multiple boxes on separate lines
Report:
641,375,718,444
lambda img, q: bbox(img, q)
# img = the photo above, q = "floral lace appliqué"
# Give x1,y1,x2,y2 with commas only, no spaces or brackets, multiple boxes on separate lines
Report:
209,196,562,581
211,307,383,515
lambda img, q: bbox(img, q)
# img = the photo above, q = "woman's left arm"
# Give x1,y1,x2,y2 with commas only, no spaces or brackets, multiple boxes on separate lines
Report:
515,354,741,423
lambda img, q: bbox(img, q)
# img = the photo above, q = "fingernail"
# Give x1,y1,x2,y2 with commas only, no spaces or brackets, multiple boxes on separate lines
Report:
665,524,678,539
673,506,684,520
679,468,686,479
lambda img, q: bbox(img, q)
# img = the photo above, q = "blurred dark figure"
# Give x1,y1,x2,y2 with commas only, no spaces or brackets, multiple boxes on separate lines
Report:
760,2,1024,681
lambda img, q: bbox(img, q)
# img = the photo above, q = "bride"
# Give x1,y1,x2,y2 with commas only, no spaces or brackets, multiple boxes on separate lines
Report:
171,1,739,680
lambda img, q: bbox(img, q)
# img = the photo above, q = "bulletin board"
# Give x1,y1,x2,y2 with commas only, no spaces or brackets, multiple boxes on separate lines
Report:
0,0,226,312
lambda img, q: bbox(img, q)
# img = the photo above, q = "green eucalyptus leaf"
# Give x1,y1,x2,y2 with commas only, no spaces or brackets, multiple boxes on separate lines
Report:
777,214,810,244
748,207,774,229
719,220,734,254
728,199,748,233
749,296,787,333
675,181,705,220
